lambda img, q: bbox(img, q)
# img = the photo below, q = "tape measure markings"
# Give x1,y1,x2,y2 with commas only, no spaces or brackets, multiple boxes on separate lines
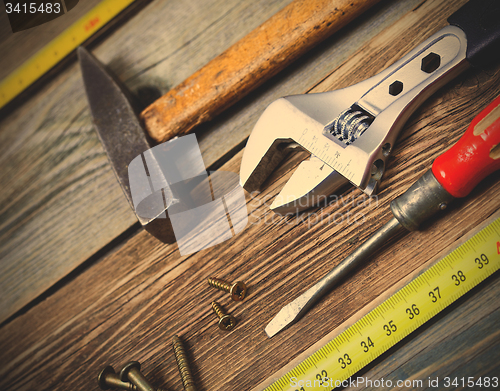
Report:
0,0,136,109
264,216,499,391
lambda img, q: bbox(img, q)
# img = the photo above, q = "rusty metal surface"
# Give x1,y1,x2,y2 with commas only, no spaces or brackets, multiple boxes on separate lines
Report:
78,47,175,243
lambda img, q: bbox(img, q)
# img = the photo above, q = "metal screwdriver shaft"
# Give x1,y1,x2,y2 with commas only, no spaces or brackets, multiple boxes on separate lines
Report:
265,217,403,337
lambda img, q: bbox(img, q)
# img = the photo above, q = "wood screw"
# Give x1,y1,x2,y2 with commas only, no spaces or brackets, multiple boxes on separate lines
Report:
172,335,197,391
98,365,137,390
207,277,247,301
211,301,236,331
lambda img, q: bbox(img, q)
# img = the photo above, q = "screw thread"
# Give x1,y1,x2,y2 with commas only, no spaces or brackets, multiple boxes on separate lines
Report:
124,383,137,391
207,277,231,293
211,301,225,318
123,365,156,391
172,335,197,391
108,378,137,391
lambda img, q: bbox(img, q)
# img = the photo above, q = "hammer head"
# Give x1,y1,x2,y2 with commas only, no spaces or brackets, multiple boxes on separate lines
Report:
78,46,175,243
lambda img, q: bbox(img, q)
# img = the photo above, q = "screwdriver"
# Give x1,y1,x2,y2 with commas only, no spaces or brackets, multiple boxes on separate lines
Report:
265,95,500,338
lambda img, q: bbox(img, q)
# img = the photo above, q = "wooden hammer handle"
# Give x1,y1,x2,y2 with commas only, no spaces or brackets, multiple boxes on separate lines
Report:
142,0,381,143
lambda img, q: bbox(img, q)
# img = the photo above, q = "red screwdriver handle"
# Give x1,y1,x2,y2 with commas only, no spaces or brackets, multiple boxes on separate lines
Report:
432,95,500,198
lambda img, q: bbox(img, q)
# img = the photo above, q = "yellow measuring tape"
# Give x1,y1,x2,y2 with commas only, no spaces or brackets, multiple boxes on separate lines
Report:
265,215,500,391
0,0,136,110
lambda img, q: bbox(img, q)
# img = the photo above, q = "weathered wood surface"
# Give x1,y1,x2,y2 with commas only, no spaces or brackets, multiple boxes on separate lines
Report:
1,0,499,390
255,214,500,389
0,0,296,323
0,0,424,323
142,0,383,143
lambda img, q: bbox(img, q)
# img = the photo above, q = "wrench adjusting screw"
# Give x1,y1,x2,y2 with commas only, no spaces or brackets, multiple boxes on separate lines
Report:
211,301,237,331
172,335,197,391
98,365,137,390
207,277,247,301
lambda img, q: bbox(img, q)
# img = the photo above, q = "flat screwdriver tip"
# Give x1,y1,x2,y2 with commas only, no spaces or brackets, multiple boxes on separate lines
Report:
265,300,308,338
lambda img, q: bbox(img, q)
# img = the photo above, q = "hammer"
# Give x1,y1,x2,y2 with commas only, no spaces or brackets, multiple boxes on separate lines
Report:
80,0,382,242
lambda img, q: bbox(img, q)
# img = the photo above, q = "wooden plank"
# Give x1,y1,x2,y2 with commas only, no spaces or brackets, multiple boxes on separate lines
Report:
0,0,423,323
0,0,499,387
0,149,497,389
142,0,384,143
193,0,424,169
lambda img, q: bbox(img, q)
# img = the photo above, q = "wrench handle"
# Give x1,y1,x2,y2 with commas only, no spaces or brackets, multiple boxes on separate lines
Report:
448,0,500,68
432,95,500,198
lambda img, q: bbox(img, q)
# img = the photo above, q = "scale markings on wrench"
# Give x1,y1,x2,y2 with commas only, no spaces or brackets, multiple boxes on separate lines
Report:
297,128,358,184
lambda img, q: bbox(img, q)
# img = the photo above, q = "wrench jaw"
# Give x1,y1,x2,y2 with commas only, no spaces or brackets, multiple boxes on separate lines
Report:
240,82,378,205
240,97,322,192
239,138,292,193
240,92,353,196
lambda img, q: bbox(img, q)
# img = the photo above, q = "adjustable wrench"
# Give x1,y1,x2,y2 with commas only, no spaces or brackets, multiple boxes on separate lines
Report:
266,93,500,337
240,0,500,214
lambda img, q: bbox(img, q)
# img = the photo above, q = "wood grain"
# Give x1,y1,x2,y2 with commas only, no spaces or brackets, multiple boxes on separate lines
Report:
141,0,382,143
0,0,499,388
0,141,497,390
0,0,423,324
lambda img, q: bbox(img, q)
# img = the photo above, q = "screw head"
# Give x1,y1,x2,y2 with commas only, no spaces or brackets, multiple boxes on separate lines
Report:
119,361,141,382
97,366,115,390
230,281,247,301
218,314,237,331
